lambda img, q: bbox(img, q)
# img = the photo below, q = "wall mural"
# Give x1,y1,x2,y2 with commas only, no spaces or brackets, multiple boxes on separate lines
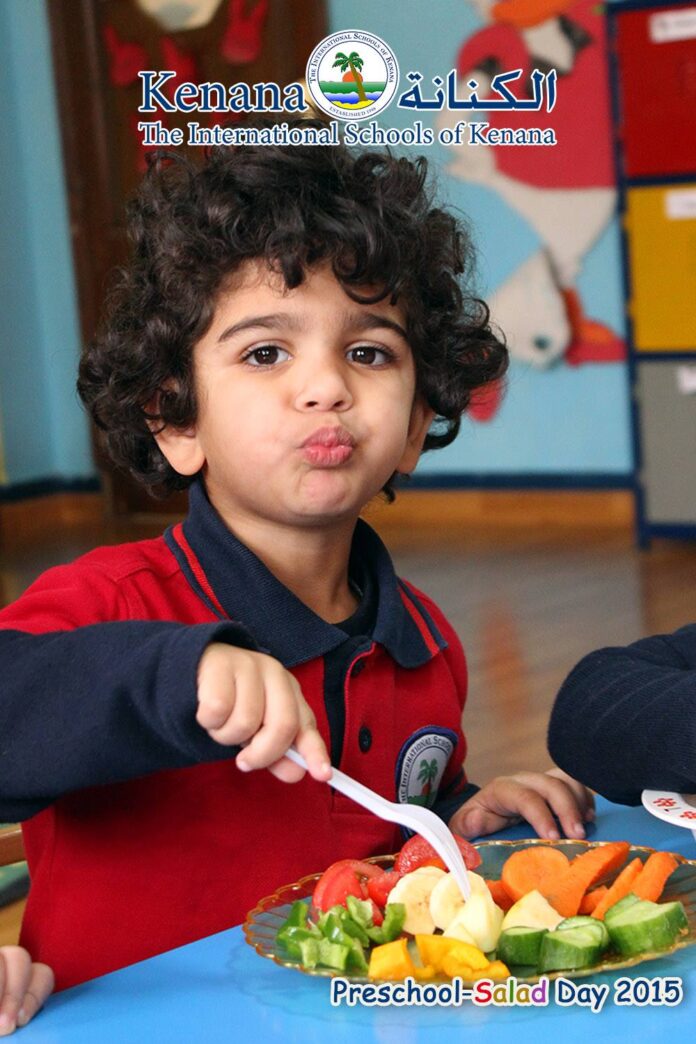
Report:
103,0,270,174
438,0,626,422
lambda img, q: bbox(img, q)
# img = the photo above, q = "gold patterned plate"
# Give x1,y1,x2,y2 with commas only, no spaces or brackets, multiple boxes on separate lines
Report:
243,839,696,982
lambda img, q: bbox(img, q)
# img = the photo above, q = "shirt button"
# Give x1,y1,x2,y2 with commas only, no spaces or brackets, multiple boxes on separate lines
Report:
358,726,372,753
351,659,366,677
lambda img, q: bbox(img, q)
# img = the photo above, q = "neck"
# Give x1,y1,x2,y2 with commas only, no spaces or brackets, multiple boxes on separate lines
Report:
206,493,360,623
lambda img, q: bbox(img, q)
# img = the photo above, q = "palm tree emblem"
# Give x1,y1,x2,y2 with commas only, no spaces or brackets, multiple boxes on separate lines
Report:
417,758,439,799
332,50,368,104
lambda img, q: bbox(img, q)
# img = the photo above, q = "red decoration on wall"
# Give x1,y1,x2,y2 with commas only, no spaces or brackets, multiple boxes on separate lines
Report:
455,0,614,191
221,0,269,64
103,24,149,87
467,379,504,423
159,36,200,96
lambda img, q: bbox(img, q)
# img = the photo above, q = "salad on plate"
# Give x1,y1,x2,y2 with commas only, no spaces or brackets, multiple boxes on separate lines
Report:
245,835,693,983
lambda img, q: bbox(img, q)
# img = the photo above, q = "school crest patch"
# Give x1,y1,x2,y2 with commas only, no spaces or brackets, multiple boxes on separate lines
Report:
395,727,457,809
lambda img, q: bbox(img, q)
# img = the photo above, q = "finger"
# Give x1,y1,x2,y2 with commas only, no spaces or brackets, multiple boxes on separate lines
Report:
450,802,511,840
206,660,265,747
266,755,307,784
0,947,32,1036
235,666,300,771
293,700,331,782
517,774,588,839
16,964,54,1028
196,647,239,731
546,768,596,821
508,786,567,840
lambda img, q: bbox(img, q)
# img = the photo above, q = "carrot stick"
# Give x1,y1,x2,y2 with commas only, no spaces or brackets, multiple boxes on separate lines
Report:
546,842,631,918
485,879,514,911
591,857,643,920
501,846,570,903
632,851,679,902
578,886,608,915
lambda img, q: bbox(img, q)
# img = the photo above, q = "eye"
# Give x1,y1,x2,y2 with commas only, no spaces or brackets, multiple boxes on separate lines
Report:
242,345,291,367
346,345,393,366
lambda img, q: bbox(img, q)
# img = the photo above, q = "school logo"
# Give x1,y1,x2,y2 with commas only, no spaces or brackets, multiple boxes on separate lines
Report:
305,31,399,121
396,727,457,809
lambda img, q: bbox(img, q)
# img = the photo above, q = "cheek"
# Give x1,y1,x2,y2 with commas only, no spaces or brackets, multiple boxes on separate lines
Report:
369,381,417,441
200,382,261,440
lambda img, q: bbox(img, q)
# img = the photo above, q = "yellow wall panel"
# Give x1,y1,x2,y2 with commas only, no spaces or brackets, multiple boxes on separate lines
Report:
627,184,696,351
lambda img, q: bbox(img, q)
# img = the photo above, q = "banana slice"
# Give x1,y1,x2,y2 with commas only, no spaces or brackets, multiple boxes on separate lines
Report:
387,866,446,935
429,871,489,931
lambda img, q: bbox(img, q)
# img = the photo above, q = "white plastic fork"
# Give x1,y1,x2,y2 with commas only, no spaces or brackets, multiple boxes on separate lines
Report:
286,747,470,899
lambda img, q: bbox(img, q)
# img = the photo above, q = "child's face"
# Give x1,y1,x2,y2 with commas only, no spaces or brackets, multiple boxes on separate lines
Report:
156,261,433,527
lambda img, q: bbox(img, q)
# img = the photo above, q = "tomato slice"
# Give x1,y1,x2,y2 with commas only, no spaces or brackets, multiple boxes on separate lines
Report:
369,899,384,926
366,868,401,908
393,834,481,875
312,858,383,912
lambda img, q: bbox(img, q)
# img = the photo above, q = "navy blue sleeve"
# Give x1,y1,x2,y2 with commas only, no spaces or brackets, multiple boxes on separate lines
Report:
548,624,696,806
0,620,258,822
431,770,480,824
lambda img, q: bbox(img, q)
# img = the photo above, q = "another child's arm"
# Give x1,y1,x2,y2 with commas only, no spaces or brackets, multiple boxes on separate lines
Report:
548,625,696,804
0,948,53,1036
448,767,594,840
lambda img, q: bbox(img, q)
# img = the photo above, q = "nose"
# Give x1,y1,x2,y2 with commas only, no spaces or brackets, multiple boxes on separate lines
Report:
294,357,353,412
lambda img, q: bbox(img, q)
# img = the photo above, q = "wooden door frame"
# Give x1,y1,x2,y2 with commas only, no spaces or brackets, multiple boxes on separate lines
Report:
46,0,328,518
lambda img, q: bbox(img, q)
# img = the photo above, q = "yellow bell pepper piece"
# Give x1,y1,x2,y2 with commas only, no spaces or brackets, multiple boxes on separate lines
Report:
415,935,456,971
441,956,511,981
444,941,490,971
415,935,489,973
485,960,510,981
412,964,437,981
441,956,482,980
367,938,418,981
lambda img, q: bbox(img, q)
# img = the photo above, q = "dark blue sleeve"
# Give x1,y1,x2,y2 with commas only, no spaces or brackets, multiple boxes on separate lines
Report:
431,769,479,824
0,620,258,822
548,624,696,806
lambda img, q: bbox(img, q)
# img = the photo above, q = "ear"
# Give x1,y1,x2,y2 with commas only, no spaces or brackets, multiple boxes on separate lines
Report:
152,422,206,477
146,390,206,477
396,395,436,476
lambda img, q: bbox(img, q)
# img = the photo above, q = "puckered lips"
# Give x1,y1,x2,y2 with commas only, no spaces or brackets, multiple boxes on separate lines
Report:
300,425,355,467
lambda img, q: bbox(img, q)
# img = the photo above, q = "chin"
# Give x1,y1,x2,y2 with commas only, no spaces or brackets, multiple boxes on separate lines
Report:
293,473,360,513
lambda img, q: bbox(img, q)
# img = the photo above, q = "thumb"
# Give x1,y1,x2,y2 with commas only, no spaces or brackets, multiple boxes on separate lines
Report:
452,797,500,839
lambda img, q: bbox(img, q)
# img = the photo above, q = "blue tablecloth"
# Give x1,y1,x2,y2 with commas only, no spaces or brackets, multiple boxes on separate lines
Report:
18,798,696,1042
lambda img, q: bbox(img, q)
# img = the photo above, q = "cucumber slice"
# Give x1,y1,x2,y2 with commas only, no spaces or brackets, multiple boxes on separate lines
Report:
498,926,548,966
539,926,604,972
557,915,610,950
604,893,640,924
606,900,688,957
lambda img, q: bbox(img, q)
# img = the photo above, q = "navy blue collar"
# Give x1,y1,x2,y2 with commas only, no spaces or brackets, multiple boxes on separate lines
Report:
165,479,447,670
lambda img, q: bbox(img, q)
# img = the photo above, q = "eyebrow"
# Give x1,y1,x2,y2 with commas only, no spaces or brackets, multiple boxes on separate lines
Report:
217,310,409,343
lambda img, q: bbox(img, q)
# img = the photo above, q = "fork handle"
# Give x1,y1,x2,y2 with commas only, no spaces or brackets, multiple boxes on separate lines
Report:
286,748,400,820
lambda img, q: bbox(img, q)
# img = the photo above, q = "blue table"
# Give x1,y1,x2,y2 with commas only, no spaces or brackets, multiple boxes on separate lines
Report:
17,798,696,1043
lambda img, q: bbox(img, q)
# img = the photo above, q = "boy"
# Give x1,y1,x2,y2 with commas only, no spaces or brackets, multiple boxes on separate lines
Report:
0,131,592,1004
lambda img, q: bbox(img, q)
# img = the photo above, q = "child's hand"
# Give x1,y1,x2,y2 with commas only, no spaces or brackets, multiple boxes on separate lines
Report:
197,644,332,783
0,947,54,1036
449,767,595,841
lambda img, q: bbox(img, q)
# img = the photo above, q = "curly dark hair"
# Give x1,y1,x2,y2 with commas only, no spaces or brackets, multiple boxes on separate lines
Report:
78,122,507,498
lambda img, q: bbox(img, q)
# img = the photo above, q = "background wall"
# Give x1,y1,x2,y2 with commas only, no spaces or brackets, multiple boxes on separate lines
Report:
0,0,633,493
328,0,634,484
0,0,94,491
